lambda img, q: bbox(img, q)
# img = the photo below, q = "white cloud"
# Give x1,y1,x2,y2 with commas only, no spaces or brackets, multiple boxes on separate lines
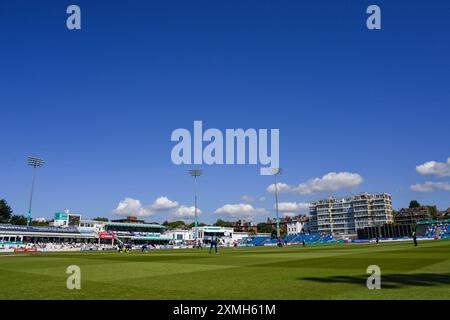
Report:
214,204,268,220
294,172,363,195
150,196,179,211
240,195,255,203
266,183,292,194
113,196,179,218
34,217,47,222
276,202,310,213
283,212,297,217
416,157,450,177
267,172,363,195
259,196,266,202
411,181,450,193
113,197,155,217
169,205,201,221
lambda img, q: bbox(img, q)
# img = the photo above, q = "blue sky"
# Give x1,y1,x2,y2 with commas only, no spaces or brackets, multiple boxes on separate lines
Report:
0,0,449,223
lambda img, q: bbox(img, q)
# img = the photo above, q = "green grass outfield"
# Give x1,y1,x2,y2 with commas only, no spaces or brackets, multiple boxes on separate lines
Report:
1,240,450,300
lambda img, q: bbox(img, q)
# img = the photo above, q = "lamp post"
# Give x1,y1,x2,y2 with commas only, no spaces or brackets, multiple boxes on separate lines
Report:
189,169,202,241
27,156,45,226
271,168,282,239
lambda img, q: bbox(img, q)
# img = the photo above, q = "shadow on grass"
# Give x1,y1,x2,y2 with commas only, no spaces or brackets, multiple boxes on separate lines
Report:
300,273,450,289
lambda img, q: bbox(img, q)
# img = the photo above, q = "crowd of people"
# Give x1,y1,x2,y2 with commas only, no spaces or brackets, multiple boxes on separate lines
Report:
0,241,116,252
426,222,450,238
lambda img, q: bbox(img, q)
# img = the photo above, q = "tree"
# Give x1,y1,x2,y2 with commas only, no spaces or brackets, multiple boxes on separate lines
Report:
247,229,256,236
214,219,233,228
409,200,421,208
92,217,109,222
188,222,206,228
257,223,273,234
31,219,49,227
10,215,27,226
427,206,439,219
162,220,188,228
0,199,13,223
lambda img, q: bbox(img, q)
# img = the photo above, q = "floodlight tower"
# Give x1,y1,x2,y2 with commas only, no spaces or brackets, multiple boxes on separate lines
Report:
189,169,202,240
27,156,45,226
271,168,282,239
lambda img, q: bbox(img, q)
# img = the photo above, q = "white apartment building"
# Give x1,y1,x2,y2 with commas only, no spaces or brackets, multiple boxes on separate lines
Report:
286,221,309,235
164,229,195,244
164,228,265,245
309,193,393,235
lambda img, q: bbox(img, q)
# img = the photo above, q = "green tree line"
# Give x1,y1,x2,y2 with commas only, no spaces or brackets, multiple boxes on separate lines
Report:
0,199,49,226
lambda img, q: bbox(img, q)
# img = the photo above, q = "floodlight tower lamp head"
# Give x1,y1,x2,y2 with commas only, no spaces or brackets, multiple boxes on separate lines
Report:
27,156,45,168
189,169,203,177
270,167,282,176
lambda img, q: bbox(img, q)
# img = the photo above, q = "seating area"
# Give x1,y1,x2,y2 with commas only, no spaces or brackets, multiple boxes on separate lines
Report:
0,241,116,253
249,237,271,246
241,233,337,247
425,222,450,238
318,234,335,242
265,239,279,245
284,233,334,244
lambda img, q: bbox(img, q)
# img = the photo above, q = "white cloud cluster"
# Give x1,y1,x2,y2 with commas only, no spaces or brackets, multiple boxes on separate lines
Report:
411,157,450,193
113,196,197,220
169,205,202,220
113,197,154,217
411,182,450,193
214,203,268,220
283,212,297,217
276,202,310,213
266,183,292,194
240,195,255,203
295,172,363,194
150,197,179,211
416,157,450,177
267,172,363,195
